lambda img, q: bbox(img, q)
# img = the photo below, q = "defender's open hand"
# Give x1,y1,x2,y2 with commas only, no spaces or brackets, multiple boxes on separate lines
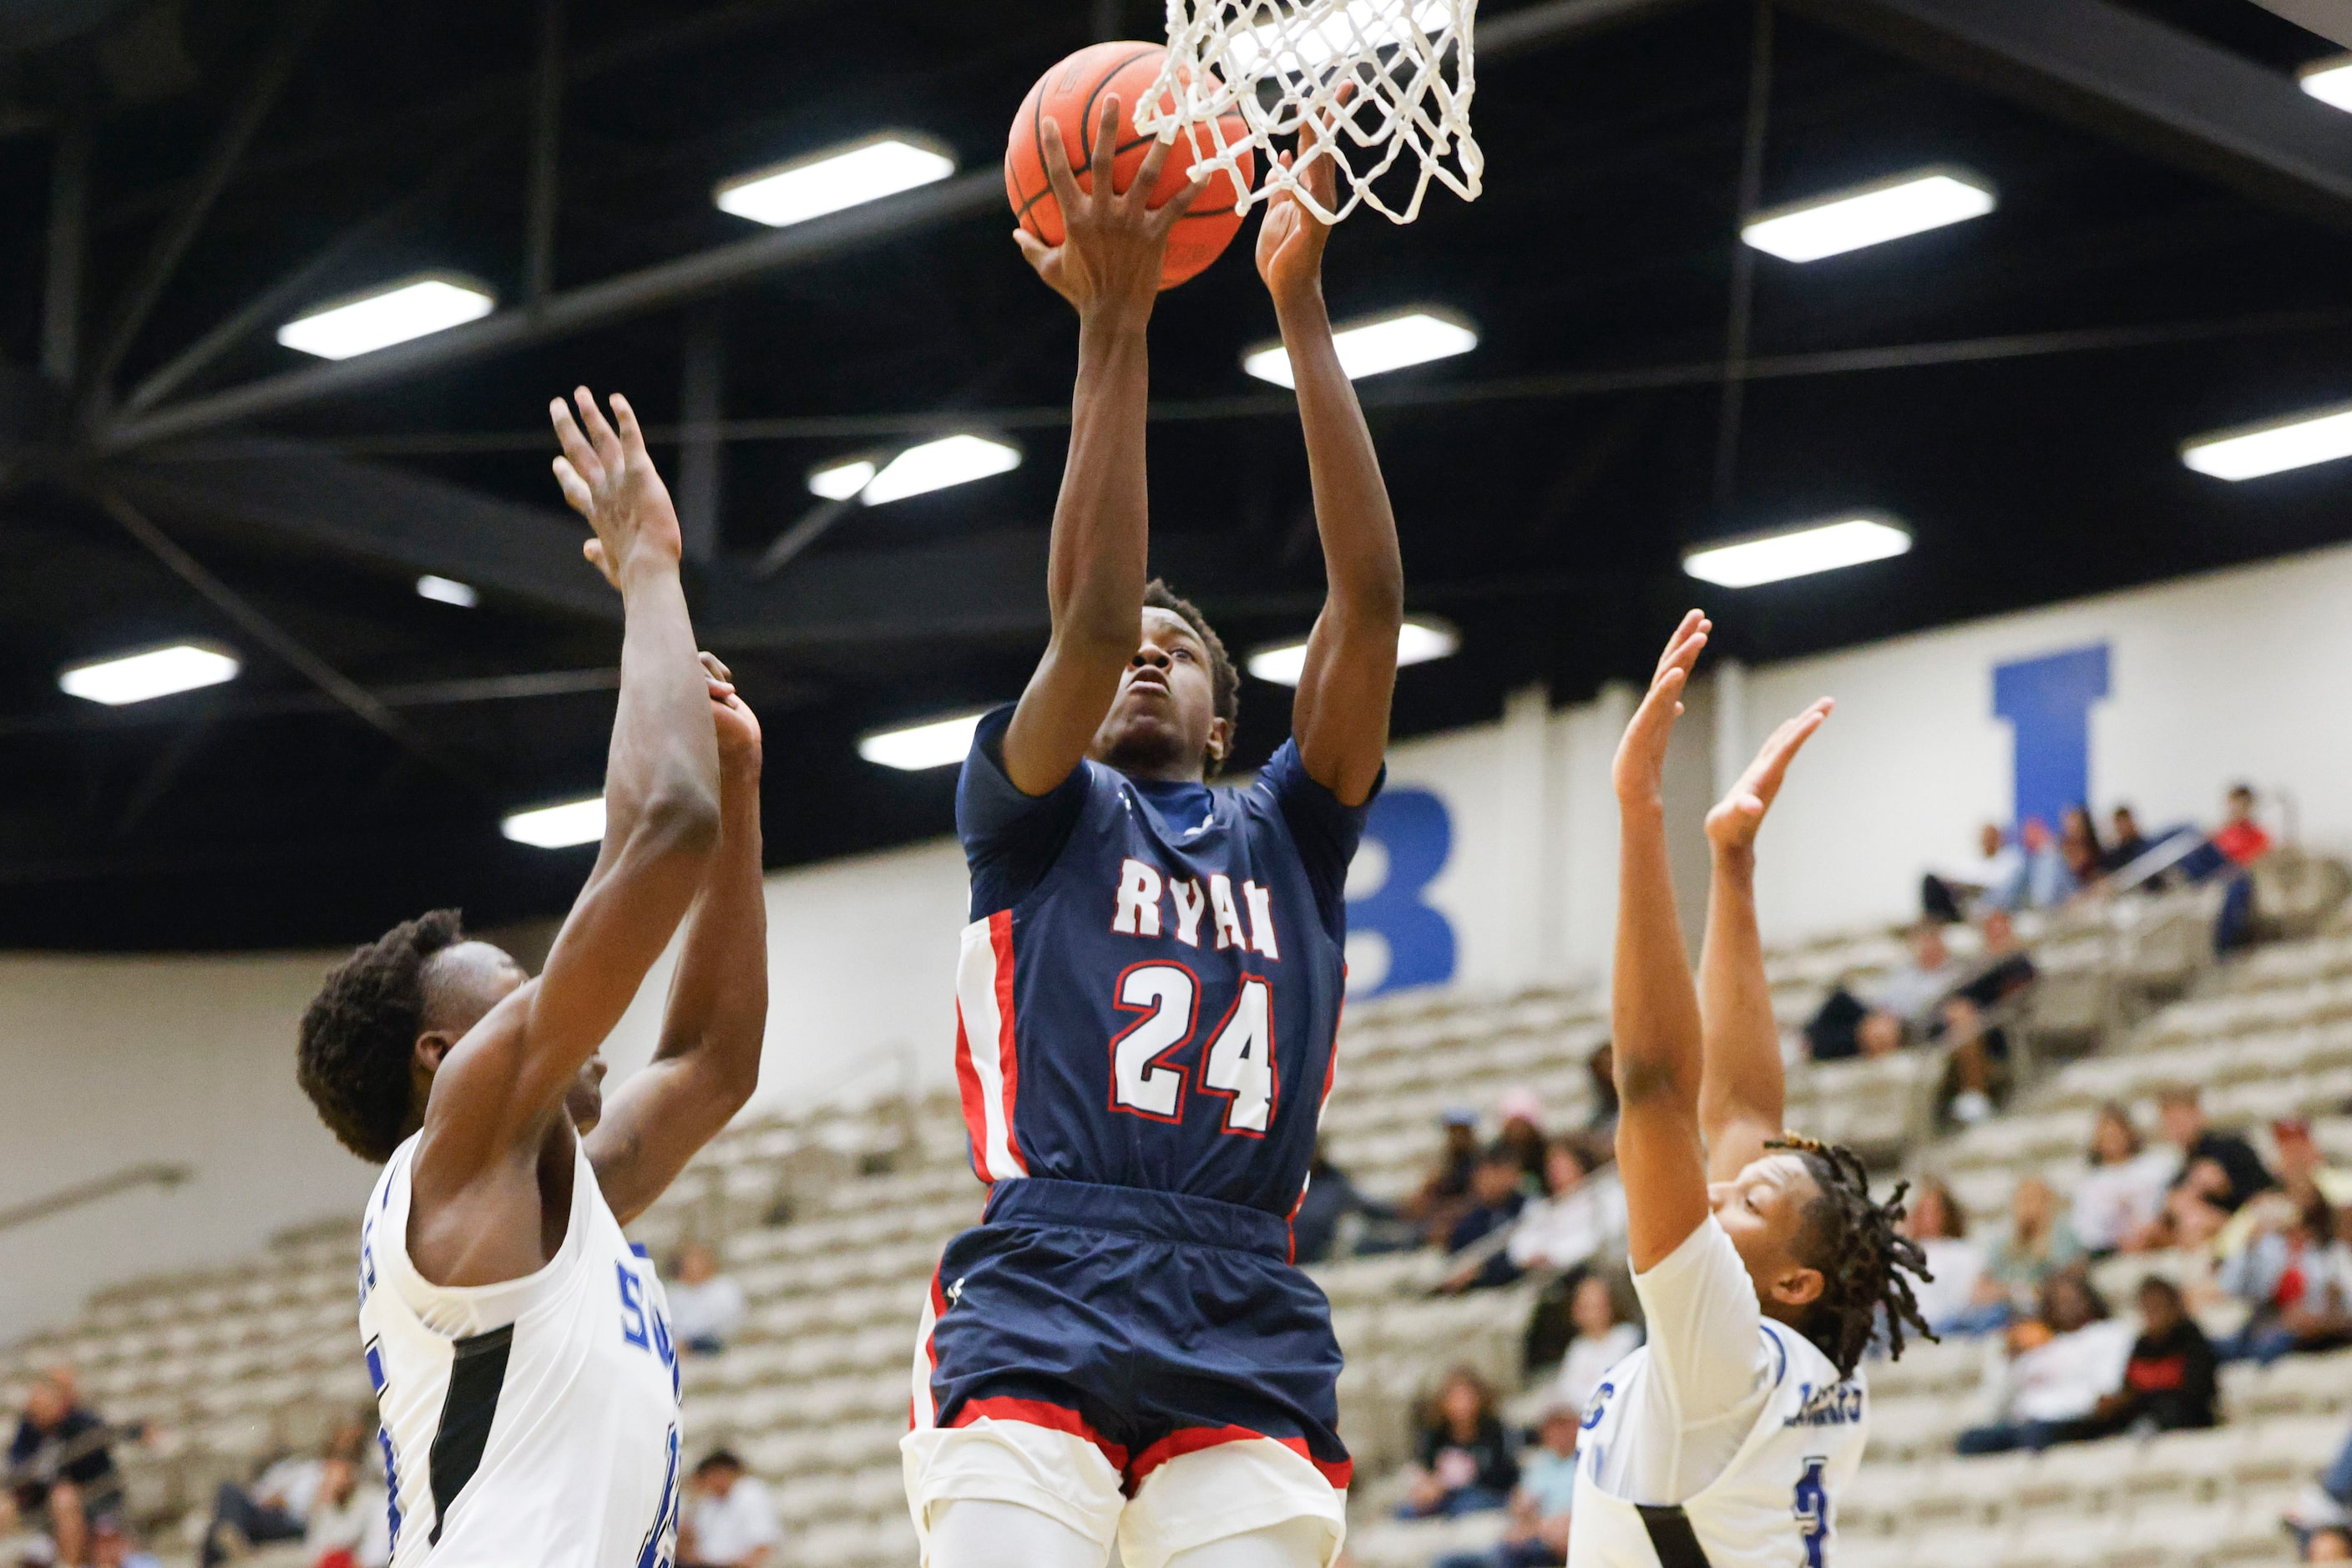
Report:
699,651,761,777
1704,699,1833,857
1612,610,1709,810
1012,95,1207,326
549,388,682,587
1256,89,1348,309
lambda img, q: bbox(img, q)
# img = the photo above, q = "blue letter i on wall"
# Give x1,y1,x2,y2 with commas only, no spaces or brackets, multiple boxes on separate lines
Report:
1992,643,2110,833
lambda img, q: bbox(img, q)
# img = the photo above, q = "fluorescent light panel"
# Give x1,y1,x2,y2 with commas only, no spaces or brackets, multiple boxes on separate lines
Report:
1243,309,1477,388
58,642,241,706
807,459,878,501
859,711,988,771
276,276,495,360
1742,169,1995,262
2301,57,2352,113
416,574,478,608
1683,517,1911,588
2182,399,2352,481
1246,618,1460,686
716,134,957,228
502,796,606,848
859,435,1021,505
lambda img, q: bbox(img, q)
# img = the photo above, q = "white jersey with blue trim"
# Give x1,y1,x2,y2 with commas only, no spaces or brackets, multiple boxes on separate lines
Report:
357,1132,684,1568
1569,1218,1868,1568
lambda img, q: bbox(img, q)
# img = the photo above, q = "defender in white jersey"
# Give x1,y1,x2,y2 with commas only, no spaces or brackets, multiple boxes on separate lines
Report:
1588,612,1933,1568
297,389,771,1568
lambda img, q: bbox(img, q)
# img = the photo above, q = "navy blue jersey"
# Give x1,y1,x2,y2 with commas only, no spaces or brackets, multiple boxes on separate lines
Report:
951,706,1374,1218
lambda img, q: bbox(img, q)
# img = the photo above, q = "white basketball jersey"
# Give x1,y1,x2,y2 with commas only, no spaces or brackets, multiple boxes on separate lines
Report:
1569,1220,1868,1568
357,1132,684,1568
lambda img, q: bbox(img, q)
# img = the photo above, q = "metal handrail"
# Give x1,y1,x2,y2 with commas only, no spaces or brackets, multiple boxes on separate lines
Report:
0,1164,192,1237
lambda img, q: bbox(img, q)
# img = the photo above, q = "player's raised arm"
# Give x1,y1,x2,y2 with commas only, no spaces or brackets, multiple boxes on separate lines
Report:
1610,612,1713,1272
1001,99,1206,797
1259,141,1403,807
587,653,769,1226
1696,701,1832,1183
417,390,721,1184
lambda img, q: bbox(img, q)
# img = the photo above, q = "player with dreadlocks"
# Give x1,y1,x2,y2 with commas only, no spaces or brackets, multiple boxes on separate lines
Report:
1571,610,1932,1568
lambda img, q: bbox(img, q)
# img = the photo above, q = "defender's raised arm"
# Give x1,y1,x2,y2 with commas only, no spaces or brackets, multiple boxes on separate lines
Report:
1001,99,1206,797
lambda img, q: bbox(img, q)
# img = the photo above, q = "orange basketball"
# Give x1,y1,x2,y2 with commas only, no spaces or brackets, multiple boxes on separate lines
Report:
1005,42,1256,291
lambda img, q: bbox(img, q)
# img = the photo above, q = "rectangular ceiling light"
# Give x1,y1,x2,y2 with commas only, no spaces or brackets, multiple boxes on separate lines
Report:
1243,309,1478,388
276,276,496,360
1683,516,1912,588
2301,56,2352,112
59,641,240,706
858,710,988,771
416,574,478,608
859,435,1021,506
1741,169,1996,262
716,134,957,228
501,796,606,848
807,458,878,501
1246,617,1461,686
2181,399,2352,480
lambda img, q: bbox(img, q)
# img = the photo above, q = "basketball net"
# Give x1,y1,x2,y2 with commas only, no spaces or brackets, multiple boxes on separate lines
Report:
1137,0,1482,225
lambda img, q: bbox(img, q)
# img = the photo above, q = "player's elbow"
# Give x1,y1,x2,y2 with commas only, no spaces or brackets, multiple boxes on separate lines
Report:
1615,1054,1690,1110
632,783,722,861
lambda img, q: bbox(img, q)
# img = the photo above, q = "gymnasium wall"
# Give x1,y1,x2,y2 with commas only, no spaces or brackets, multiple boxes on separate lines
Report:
7,541,2352,1336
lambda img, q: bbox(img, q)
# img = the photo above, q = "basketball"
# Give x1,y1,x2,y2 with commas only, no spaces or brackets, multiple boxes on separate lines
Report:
1005,42,1256,291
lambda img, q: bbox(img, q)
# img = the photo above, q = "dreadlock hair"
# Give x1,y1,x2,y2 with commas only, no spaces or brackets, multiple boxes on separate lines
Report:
297,908,466,1163
1767,1133,1935,1378
1142,578,1240,771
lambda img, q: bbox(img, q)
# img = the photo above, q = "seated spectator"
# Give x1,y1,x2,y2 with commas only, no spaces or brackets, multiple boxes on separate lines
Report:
1507,1139,1626,1277
2218,1193,2352,1364
1939,911,2036,1125
2060,804,2105,892
202,1418,367,1567
2072,1104,2179,1256
1399,1368,1518,1520
1584,1044,1618,1136
1496,1089,1550,1192
667,1242,746,1356
1900,1176,1987,1335
679,1449,781,1568
1923,822,2021,923
2102,806,2151,876
1980,1177,2085,1305
88,1517,162,1568
1954,1271,2134,1454
300,1455,389,1568
2158,1084,2276,1214
2275,1116,2352,1208
1549,1274,1641,1419
1874,923,1960,1030
1292,1143,1403,1265
8,1370,132,1567
1404,1110,1485,1247
1440,1145,1532,1293
2085,1277,2221,1436
2213,782,2274,866
1807,924,1964,1064
1434,1402,1580,1568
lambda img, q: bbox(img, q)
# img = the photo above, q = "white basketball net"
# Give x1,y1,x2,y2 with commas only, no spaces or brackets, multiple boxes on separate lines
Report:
1136,0,1483,226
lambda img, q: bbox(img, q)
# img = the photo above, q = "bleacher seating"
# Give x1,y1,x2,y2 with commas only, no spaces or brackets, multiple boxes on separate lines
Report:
6,861,2348,1566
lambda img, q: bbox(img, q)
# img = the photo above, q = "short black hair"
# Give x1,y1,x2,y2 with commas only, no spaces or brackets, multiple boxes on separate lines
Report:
695,1449,744,1476
297,909,465,1162
1770,1135,1935,1379
1144,578,1239,735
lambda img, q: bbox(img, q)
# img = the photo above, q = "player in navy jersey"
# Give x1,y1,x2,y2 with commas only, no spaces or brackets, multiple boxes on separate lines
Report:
900,103,1402,1568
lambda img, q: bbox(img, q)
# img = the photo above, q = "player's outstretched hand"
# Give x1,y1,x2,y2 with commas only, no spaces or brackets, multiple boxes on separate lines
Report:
1704,698,1833,857
1012,94,1207,327
550,387,683,589
1611,609,1709,812
700,650,761,778
1255,91,1347,309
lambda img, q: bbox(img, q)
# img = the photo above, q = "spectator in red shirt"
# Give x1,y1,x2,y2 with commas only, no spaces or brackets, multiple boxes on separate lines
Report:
2086,1277,2220,1435
2213,783,2273,866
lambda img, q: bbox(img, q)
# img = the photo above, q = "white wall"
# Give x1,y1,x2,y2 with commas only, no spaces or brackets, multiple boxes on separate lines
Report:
11,541,2352,1334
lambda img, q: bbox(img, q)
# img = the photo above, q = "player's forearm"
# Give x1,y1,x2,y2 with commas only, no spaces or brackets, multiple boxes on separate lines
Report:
1612,804,1704,1111
604,558,721,850
1278,292,1404,627
1697,843,1783,1140
655,774,769,1090
1046,319,1153,655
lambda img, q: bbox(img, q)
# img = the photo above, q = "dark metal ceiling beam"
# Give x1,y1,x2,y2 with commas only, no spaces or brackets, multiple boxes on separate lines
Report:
1481,0,1706,56
1780,0,2352,232
99,170,1004,453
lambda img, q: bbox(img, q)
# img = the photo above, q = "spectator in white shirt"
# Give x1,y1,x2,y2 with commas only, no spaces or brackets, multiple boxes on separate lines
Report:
1551,1274,1642,1419
1868,924,1958,1031
668,1242,747,1355
1508,1139,1628,1275
2071,1104,2180,1255
300,1456,390,1568
680,1450,781,1568
1953,1272,2135,1454
1900,1176,1987,1335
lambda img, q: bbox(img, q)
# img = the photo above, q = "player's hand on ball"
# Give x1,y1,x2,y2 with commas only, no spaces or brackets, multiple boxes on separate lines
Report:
1012,95,1208,326
1704,698,1833,857
549,387,684,587
701,650,762,776
1611,609,1708,811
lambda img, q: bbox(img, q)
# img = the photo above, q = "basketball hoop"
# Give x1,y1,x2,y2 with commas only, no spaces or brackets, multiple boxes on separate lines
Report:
1136,0,1482,226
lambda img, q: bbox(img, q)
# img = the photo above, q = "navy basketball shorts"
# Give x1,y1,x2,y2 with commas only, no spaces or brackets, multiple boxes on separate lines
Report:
900,1178,1351,1568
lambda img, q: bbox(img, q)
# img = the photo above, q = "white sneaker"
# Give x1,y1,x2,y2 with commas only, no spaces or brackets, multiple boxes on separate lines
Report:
1950,1090,1994,1125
